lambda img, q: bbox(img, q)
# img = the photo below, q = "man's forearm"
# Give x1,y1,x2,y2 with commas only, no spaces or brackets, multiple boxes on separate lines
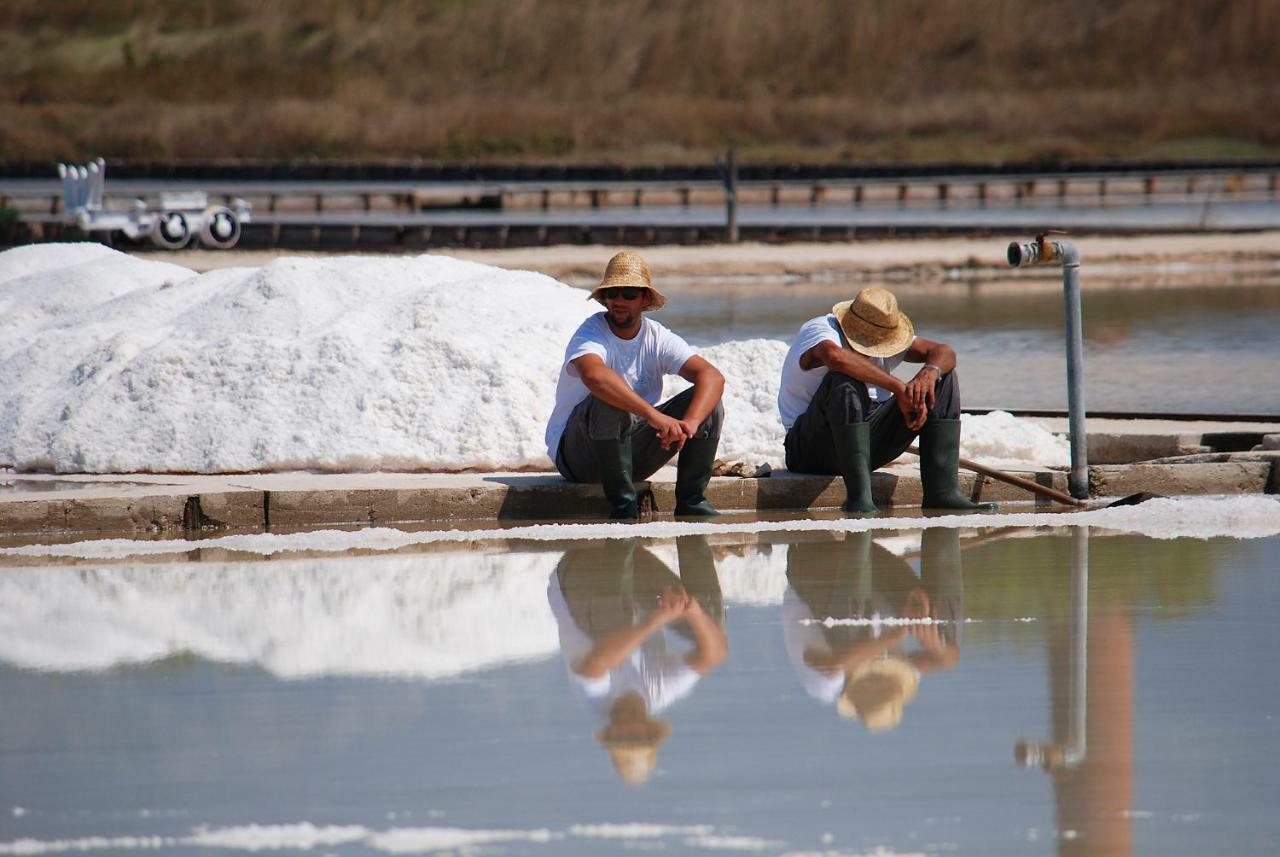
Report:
681,374,724,429
581,367,661,421
921,344,956,375
827,349,906,396
682,608,728,674
575,614,665,679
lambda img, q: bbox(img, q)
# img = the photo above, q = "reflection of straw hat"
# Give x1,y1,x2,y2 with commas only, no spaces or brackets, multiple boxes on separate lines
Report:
836,657,919,731
831,287,914,358
589,251,668,309
596,719,672,786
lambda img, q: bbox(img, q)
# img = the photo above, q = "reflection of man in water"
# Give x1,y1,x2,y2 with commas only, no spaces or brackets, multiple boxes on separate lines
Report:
548,536,727,784
782,528,963,731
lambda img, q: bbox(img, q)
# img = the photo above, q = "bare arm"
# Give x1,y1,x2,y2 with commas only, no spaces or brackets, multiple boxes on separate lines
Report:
801,340,926,430
680,597,728,675
574,586,689,679
673,355,725,441
804,627,909,674
900,336,956,417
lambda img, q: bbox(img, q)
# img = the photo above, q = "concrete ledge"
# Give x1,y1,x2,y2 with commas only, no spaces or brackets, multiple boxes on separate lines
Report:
0,494,188,535
2,460,1271,537
1086,433,1210,464
1088,461,1275,498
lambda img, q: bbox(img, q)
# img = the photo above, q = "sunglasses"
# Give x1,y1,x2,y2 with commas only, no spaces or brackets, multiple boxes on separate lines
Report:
600,287,644,300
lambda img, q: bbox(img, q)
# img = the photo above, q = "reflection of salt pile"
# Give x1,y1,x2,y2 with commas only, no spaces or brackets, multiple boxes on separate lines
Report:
2,244,1064,473
0,551,561,678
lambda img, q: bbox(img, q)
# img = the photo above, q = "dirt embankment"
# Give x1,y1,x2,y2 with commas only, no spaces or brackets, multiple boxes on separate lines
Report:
4,0,1279,163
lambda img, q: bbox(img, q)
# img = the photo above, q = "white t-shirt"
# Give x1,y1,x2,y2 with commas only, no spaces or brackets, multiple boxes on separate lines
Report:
547,573,701,717
777,314,912,431
545,313,698,459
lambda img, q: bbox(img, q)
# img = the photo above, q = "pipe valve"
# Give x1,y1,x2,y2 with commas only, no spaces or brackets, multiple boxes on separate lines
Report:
1007,231,1074,267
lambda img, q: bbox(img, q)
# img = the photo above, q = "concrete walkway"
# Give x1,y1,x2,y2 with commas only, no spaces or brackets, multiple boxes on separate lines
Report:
2,419,1276,537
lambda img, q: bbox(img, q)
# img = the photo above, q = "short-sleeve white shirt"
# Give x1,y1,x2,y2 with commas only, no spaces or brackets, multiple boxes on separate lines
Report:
777,314,912,430
545,313,698,459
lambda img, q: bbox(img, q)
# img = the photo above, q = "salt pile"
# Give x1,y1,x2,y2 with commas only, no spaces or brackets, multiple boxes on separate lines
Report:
0,551,561,678
1,244,1064,473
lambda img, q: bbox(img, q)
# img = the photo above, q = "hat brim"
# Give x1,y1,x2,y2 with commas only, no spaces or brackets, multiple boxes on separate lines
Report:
832,300,914,358
589,285,667,310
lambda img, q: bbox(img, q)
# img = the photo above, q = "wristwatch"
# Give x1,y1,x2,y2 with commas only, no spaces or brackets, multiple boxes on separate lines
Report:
924,363,943,377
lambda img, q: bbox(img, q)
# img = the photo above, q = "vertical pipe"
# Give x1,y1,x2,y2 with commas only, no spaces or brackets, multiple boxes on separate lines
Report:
1067,525,1089,765
1062,249,1089,498
724,149,739,244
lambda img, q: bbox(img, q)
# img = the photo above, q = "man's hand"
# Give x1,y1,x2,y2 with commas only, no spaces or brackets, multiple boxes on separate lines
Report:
647,411,694,451
653,585,692,623
903,366,938,415
897,394,927,433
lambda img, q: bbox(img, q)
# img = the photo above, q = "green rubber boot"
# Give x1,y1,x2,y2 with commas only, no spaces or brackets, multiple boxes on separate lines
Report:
831,422,880,515
919,418,998,511
674,434,721,516
593,438,639,520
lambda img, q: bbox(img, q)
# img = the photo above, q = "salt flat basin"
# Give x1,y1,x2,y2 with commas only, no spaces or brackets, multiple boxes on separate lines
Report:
1,513,1278,855
660,276,1280,416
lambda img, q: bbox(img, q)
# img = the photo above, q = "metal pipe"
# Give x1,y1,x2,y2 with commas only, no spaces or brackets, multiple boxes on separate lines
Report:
1015,525,1089,772
1065,525,1089,769
723,149,739,243
1007,234,1089,498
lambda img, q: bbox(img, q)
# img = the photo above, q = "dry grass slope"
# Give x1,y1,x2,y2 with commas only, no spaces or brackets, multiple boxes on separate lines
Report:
1,0,1278,162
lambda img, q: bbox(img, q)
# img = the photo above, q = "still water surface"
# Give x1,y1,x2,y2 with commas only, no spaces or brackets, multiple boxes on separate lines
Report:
2,528,1278,855
658,277,1280,415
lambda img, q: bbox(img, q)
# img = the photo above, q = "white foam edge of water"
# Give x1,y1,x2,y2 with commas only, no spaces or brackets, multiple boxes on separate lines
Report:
0,822,926,855
3,495,1277,562
801,616,1035,630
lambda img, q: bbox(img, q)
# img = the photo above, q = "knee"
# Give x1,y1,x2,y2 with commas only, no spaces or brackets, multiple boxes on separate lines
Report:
930,369,961,417
697,400,725,439
585,396,630,439
824,372,870,424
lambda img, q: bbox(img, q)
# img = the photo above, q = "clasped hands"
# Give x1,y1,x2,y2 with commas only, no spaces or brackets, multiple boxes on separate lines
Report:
651,585,703,623
897,366,939,432
648,411,699,451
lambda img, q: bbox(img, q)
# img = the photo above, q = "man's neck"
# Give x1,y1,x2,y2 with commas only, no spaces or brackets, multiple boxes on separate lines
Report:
607,315,643,340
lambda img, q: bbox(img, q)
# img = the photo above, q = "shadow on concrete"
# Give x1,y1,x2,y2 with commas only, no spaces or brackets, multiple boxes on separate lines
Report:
486,473,652,520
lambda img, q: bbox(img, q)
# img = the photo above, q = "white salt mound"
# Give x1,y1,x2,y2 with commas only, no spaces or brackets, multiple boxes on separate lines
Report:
1,244,1064,473
1,245,593,472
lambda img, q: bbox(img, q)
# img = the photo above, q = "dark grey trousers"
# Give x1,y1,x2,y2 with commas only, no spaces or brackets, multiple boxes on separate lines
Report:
555,387,725,483
784,370,962,474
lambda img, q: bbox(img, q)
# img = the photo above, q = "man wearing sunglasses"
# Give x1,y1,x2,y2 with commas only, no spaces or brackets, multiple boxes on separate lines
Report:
545,251,726,519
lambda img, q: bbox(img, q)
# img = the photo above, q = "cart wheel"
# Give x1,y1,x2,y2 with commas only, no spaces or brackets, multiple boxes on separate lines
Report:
151,211,191,250
198,206,242,249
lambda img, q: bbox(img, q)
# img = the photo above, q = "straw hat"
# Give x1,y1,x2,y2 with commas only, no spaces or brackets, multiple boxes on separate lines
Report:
596,719,672,786
589,251,668,310
831,287,914,358
836,657,919,732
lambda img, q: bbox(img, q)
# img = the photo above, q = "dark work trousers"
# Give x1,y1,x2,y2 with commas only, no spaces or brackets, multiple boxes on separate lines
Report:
555,387,725,484
784,370,961,474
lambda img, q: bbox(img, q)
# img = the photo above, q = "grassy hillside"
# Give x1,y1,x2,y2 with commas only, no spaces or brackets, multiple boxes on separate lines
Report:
2,0,1278,163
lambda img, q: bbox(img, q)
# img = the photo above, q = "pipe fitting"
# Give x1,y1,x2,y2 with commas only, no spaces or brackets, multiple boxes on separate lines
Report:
1007,233,1077,268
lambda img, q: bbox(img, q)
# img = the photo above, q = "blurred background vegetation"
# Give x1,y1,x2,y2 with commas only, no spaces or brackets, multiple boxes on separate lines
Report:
2,0,1278,163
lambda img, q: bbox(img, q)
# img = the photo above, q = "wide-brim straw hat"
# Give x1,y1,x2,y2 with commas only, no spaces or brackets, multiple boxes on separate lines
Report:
597,719,672,786
836,656,919,731
832,287,913,358
589,251,668,310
